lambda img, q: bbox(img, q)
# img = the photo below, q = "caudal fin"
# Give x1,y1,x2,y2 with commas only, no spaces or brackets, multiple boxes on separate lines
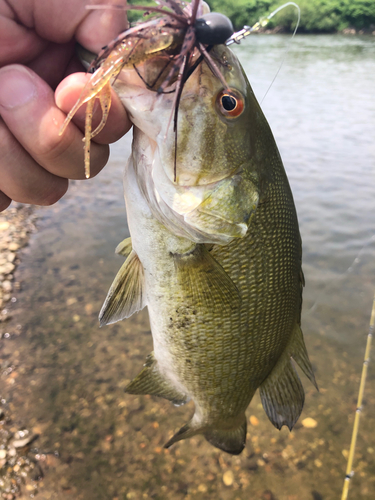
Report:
164,414,247,455
204,415,247,455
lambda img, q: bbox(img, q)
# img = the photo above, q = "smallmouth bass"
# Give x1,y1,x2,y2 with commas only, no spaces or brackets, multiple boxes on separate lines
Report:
98,43,317,455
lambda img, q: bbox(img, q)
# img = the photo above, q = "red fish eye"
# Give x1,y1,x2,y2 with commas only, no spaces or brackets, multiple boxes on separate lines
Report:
216,90,244,118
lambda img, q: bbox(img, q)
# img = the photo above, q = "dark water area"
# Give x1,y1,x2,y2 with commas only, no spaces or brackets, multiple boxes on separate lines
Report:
1,35,375,499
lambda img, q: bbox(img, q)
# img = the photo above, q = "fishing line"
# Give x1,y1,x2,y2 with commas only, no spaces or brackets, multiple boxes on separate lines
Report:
260,3,300,104
341,292,374,500
226,2,301,104
306,233,375,315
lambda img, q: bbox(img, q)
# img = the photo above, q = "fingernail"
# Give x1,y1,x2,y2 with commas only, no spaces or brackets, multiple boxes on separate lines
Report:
0,65,37,110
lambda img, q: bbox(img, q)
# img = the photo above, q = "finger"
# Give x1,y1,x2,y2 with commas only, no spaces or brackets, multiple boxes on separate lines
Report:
28,41,76,89
55,73,132,144
0,191,11,212
0,118,69,206
29,0,128,54
0,64,109,180
0,11,48,66
76,0,129,53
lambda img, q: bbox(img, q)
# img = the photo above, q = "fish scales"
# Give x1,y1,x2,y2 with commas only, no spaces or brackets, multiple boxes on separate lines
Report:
97,40,317,454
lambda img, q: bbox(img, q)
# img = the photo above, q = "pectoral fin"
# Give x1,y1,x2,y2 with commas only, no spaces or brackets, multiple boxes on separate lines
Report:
125,353,188,406
185,174,259,241
173,245,241,310
99,250,145,326
115,237,132,258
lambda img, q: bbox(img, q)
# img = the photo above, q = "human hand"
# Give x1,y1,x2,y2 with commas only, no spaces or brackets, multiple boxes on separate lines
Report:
0,0,132,212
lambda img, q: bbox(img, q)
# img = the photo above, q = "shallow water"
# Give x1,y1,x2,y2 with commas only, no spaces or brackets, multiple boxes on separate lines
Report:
1,34,375,499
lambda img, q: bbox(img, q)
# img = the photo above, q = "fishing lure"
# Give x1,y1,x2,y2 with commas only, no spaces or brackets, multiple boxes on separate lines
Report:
59,0,300,179
59,0,235,179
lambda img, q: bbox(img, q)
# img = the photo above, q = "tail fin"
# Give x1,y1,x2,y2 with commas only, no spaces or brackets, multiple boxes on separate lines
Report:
204,415,247,455
164,414,247,455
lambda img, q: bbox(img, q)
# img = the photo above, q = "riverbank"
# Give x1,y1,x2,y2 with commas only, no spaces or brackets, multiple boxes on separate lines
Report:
0,204,43,499
0,205,36,319
207,0,375,34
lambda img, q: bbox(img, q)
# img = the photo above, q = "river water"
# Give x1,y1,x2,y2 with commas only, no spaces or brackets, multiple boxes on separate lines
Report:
1,35,375,500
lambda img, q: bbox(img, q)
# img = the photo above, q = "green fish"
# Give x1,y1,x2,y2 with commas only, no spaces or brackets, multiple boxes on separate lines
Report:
99,42,317,455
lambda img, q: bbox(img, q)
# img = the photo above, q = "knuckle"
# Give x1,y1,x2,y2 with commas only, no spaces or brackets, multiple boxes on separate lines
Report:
37,123,76,163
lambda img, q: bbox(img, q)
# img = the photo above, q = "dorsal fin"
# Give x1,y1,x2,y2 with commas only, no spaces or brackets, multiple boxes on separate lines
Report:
99,250,145,326
125,353,188,406
173,244,241,310
259,355,305,431
259,324,318,430
291,325,318,390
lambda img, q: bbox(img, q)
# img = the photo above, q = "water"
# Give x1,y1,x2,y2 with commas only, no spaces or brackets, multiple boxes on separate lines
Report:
1,35,375,499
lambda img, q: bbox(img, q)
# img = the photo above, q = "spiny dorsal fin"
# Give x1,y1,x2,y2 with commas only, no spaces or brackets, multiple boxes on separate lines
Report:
125,352,188,406
115,237,132,258
99,250,145,326
259,354,305,431
291,325,318,390
173,245,241,310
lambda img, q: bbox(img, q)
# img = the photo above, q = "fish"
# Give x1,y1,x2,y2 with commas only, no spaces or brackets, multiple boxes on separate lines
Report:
94,35,318,455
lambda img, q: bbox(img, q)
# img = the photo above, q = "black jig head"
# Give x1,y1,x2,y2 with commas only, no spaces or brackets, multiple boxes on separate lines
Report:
194,13,234,46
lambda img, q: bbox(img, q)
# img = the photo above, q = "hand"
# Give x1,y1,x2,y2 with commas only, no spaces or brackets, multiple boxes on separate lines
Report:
0,0,132,212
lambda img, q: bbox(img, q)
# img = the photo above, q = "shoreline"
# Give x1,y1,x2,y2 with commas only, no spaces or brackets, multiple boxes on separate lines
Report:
257,26,375,35
0,204,42,499
0,204,37,323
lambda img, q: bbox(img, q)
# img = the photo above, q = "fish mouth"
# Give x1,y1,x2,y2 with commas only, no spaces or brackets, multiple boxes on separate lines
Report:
120,45,221,97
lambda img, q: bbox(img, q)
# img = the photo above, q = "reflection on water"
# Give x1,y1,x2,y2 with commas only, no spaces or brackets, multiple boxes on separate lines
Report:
1,35,375,499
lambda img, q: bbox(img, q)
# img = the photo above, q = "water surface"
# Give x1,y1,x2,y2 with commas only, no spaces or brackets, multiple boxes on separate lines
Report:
1,34,375,500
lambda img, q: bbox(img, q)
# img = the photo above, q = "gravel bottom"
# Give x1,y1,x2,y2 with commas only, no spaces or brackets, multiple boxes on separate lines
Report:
0,205,36,316
0,205,41,499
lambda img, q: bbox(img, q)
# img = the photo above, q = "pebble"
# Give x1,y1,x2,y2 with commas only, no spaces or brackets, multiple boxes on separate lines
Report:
0,206,35,311
301,417,318,428
12,434,38,448
2,281,12,293
223,470,234,486
0,449,7,459
249,415,259,426
7,253,15,263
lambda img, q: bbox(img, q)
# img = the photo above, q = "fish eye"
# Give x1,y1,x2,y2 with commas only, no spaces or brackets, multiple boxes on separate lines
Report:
216,89,245,118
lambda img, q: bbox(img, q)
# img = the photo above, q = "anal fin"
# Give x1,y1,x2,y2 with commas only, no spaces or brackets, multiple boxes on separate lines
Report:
125,352,188,406
115,237,132,258
99,249,145,326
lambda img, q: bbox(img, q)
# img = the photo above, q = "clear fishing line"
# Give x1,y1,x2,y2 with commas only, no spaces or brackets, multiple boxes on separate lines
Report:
226,2,301,104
